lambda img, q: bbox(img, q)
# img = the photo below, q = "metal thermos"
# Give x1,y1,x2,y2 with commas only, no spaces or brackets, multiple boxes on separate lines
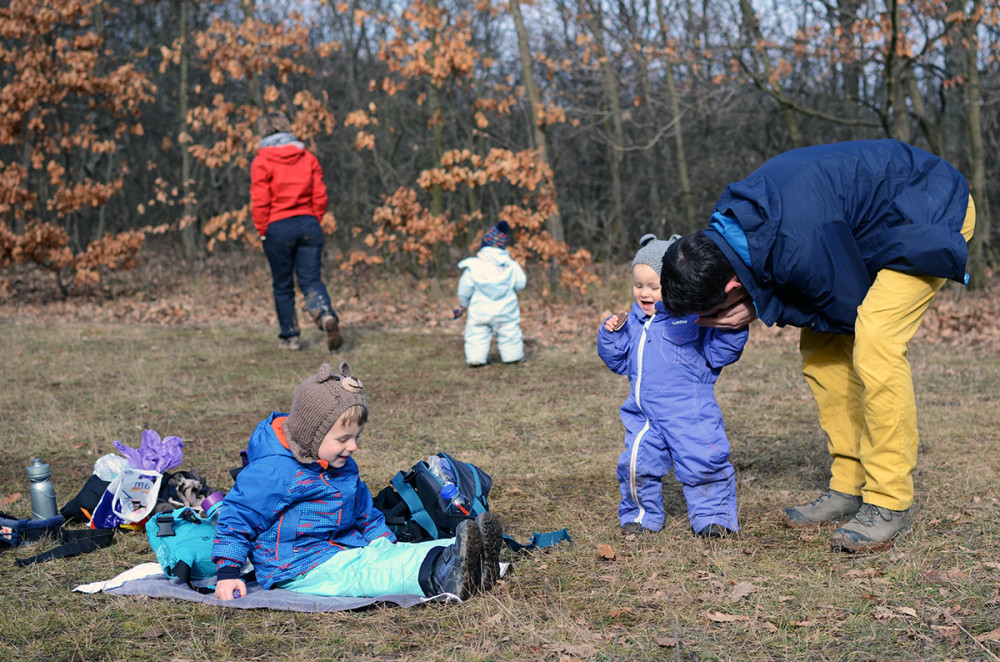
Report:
27,458,58,520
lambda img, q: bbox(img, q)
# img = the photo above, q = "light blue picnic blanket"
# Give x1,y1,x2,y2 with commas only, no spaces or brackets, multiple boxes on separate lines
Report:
73,562,506,612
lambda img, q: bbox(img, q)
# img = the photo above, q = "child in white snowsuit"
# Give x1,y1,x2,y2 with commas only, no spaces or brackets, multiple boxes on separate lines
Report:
457,221,527,366
598,234,748,538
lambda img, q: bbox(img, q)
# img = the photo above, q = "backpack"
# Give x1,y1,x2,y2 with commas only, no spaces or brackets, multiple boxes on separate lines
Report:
373,453,491,543
145,506,220,593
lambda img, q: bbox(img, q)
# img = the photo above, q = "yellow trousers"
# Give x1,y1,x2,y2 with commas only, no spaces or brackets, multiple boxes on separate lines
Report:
799,197,975,511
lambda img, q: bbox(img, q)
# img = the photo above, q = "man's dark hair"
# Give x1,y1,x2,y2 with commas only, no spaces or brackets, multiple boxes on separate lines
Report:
660,231,735,315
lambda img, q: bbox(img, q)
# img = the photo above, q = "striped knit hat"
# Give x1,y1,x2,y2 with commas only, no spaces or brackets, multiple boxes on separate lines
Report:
481,221,511,249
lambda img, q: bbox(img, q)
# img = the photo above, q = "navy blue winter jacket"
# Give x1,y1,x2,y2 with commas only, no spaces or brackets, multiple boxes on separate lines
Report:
705,140,971,334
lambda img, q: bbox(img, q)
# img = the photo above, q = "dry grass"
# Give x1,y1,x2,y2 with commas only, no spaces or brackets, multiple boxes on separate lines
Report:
1,257,999,661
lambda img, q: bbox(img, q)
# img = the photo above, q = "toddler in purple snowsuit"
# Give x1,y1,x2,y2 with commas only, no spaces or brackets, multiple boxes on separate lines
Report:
597,234,748,537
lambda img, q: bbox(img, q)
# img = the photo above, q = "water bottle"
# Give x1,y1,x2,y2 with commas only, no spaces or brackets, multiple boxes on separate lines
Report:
440,483,471,517
426,455,448,482
200,491,226,520
27,458,58,520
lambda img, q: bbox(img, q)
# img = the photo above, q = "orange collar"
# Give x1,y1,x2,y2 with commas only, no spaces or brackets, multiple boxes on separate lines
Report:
272,416,328,470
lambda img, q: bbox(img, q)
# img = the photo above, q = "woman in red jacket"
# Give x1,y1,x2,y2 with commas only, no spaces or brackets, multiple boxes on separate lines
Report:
251,112,342,351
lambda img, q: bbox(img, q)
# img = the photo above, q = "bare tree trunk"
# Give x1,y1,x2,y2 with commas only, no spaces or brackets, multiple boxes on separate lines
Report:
426,0,444,219
656,0,695,233
891,60,911,141
510,0,564,242
178,0,199,262
964,0,989,289
578,0,624,256
738,0,801,147
941,0,968,166
241,0,265,108
907,74,942,154
836,0,860,132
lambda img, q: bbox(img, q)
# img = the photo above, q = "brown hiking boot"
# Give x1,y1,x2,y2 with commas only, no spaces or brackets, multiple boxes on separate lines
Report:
476,512,503,592
321,314,343,351
429,519,482,599
831,504,912,553
783,489,862,528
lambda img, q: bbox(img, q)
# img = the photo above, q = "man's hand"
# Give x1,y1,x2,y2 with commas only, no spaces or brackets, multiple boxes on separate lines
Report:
697,300,756,329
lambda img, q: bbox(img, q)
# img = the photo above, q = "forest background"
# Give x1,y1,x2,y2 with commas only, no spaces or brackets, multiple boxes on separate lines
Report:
1,0,999,296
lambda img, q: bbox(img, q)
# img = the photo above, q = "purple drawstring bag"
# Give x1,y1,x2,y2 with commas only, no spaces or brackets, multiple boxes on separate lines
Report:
114,429,184,472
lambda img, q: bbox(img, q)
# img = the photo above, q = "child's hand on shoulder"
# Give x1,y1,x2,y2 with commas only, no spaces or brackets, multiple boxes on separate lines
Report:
604,311,630,332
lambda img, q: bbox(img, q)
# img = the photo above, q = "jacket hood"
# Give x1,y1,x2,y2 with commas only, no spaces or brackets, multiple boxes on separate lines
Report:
247,413,296,463
458,247,519,300
247,412,361,476
257,133,307,166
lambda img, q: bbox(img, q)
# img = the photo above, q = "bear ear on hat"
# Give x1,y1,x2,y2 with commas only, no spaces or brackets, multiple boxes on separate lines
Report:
314,362,335,383
337,361,364,392
639,233,658,247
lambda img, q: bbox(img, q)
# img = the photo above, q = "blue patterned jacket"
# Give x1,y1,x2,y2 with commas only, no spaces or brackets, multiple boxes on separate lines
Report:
211,412,395,589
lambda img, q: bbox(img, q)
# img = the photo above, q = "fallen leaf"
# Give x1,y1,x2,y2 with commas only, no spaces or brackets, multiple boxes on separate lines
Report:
705,611,750,623
1,493,21,508
845,568,880,579
728,581,758,602
875,606,917,620
609,607,633,618
142,627,166,639
551,642,596,658
795,618,821,627
655,637,678,647
975,627,1000,643
598,544,615,560
919,569,949,582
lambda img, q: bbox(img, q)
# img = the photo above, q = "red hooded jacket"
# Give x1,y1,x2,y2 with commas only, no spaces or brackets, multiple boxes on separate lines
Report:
250,140,328,237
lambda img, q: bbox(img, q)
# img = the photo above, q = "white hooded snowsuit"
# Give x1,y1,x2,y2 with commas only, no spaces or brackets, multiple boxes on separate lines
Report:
457,246,527,364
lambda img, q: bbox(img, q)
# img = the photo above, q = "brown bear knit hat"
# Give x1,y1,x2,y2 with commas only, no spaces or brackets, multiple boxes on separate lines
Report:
283,362,368,464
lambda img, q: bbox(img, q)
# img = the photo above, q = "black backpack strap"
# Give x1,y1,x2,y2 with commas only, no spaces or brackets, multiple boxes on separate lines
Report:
171,560,215,595
14,528,115,566
392,470,438,539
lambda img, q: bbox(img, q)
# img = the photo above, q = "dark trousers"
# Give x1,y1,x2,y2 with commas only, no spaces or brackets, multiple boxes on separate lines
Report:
262,215,334,339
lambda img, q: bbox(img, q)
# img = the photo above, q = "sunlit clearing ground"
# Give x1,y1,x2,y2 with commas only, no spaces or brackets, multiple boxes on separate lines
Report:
1,255,999,661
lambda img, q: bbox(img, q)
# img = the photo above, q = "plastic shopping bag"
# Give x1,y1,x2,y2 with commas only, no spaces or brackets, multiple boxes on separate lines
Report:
89,467,163,529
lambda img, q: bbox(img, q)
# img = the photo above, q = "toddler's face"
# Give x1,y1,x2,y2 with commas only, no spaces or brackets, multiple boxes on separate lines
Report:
317,414,364,468
632,263,662,316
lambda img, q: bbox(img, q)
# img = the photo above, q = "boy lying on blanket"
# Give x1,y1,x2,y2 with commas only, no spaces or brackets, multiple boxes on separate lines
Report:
212,361,503,601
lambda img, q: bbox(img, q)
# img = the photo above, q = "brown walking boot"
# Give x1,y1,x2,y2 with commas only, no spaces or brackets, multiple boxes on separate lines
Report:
783,489,862,528
831,504,912,553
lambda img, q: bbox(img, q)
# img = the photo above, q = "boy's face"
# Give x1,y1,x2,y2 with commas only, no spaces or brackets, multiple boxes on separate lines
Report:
632,263,662,316
317,414,364,468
